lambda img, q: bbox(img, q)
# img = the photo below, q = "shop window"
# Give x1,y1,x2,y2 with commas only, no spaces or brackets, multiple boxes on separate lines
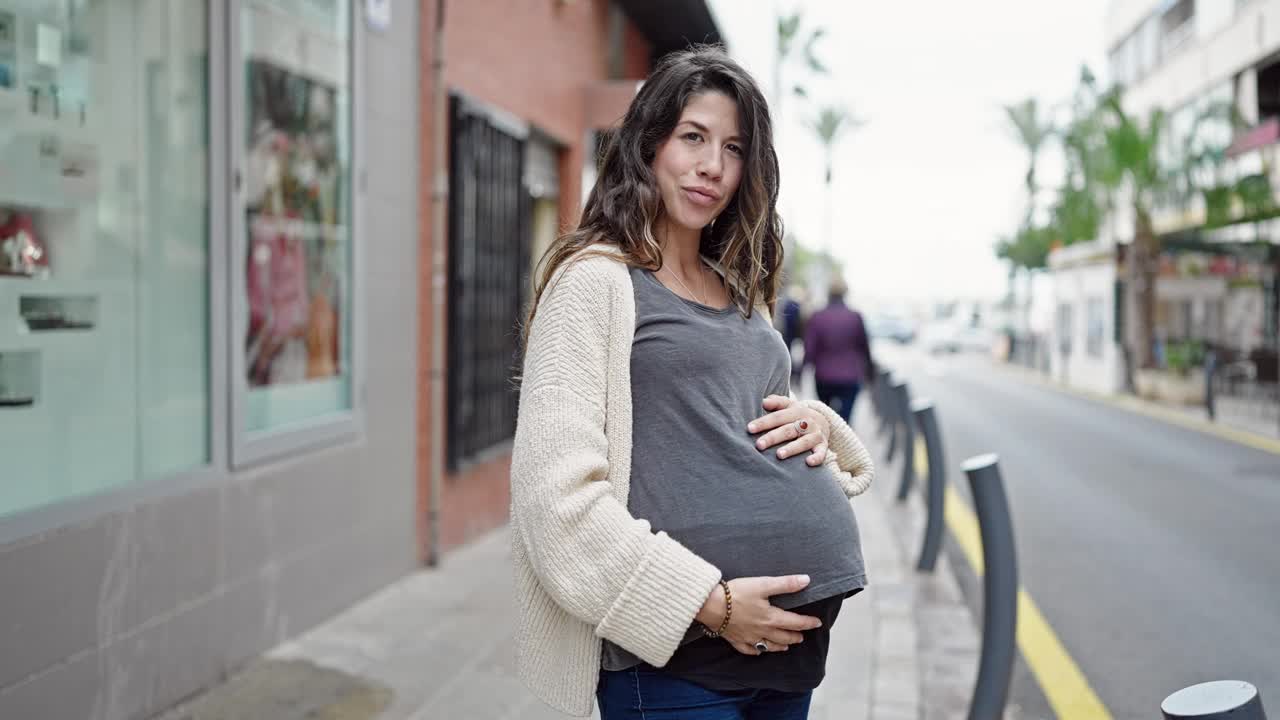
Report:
0,1,210,518
447,95,529,469
233,0,354,461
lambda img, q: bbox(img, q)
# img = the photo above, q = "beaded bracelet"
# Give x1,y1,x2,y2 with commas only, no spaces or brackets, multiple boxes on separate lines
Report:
701,580,732,638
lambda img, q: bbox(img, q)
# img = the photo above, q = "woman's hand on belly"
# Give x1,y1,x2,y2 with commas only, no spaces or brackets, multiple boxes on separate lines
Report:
696,574,825,656
747,395,830,466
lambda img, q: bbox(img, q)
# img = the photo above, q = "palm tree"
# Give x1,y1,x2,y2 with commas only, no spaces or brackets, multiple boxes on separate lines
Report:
1003,98,1056,227
1096,90,1167,372
774,10,828,120
807,105,861,252
1056,68,1109,241
1002,98,1056,326
774,8,830,294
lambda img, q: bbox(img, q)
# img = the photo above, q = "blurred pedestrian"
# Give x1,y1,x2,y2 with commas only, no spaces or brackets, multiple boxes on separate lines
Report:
803,277,875,423
780,286,806,383
512,47,875,719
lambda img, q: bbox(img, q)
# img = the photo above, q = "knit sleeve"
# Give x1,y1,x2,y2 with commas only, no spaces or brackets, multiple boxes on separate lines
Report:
511,257,721,667
805,399,875,497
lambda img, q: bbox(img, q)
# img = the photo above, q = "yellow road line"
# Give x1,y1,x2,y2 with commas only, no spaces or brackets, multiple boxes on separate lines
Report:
999,364,1280,457
944,485,1113,719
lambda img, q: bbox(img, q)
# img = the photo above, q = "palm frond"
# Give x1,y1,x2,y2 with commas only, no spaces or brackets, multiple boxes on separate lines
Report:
777,12,802,57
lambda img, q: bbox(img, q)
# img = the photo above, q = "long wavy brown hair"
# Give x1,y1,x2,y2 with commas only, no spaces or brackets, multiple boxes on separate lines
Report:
526,45,784,336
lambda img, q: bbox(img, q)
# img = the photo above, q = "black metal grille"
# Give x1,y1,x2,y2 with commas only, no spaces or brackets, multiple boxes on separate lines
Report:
447,95,530,470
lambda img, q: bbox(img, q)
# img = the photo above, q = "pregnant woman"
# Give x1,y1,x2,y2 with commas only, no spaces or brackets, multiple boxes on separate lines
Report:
511,47,874,720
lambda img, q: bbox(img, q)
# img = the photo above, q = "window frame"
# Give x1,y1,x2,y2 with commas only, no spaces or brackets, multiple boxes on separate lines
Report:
227,0,367,469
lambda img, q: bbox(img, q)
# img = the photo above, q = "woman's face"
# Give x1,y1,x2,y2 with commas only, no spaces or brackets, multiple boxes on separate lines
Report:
651,91,744,234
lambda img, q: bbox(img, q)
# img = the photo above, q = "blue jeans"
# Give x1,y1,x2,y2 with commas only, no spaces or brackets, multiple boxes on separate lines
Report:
597,667,813,719
815,380,861,423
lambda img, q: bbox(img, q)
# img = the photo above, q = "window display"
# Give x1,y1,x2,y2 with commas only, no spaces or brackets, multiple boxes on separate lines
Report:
239,0,352,434
0,209,48,277
0,1,209,517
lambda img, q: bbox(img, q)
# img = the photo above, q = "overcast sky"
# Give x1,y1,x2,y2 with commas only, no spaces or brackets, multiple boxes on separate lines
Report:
706,0,1111,309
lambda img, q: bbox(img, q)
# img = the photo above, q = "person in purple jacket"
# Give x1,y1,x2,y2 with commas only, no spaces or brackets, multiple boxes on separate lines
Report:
802,277,875,422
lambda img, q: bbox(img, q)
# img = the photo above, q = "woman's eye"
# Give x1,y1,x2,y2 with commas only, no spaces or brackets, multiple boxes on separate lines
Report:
683,132,703,143
726,143,744,156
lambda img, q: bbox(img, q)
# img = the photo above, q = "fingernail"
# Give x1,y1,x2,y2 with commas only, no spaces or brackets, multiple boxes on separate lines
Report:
799,574,810,584
777,450,786,458
757,440,766,449
748,423,757,432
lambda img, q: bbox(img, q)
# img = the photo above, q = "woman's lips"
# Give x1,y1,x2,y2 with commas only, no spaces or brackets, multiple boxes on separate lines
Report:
682,187,719,207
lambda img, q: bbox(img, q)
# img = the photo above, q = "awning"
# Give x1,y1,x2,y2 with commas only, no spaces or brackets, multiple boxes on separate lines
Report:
1225,117,1280,158
616,0,724,58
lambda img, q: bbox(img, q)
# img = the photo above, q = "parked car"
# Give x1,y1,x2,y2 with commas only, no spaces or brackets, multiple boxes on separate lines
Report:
867,315,916,344
918,322,994,354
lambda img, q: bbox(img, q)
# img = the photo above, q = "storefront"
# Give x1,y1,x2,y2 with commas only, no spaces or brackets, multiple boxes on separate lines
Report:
0,2,419,717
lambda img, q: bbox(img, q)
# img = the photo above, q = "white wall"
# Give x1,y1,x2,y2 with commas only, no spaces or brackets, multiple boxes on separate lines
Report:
1050,246,1124,394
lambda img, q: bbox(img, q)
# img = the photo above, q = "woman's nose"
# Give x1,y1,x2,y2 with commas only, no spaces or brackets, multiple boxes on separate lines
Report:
698,149,723,180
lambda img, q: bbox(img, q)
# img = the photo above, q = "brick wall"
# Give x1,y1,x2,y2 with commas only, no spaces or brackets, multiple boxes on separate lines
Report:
623,20,652,79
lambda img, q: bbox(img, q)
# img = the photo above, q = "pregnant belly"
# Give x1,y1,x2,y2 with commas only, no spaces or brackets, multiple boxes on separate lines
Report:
652,469,866,609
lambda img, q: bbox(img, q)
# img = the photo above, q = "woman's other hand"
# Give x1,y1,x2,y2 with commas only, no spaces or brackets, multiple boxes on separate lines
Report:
696,575,823,655
747,395,830,466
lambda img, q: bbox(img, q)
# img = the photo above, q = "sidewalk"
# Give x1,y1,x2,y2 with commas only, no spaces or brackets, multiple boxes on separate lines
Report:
158,419,981,720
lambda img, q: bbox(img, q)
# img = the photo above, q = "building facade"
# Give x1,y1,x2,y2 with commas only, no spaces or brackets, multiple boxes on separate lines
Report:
0,2,421,718
1109,0,1280,352
1051,0,1280,396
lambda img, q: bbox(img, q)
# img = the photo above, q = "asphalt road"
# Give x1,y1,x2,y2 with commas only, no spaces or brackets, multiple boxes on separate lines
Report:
871,345,1280,720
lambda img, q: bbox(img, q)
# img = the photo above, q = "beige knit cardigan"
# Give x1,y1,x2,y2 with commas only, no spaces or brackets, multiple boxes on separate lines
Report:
510,250,875,716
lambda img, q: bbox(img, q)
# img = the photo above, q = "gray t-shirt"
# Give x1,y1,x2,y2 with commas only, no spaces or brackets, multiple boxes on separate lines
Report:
601,266,866,674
